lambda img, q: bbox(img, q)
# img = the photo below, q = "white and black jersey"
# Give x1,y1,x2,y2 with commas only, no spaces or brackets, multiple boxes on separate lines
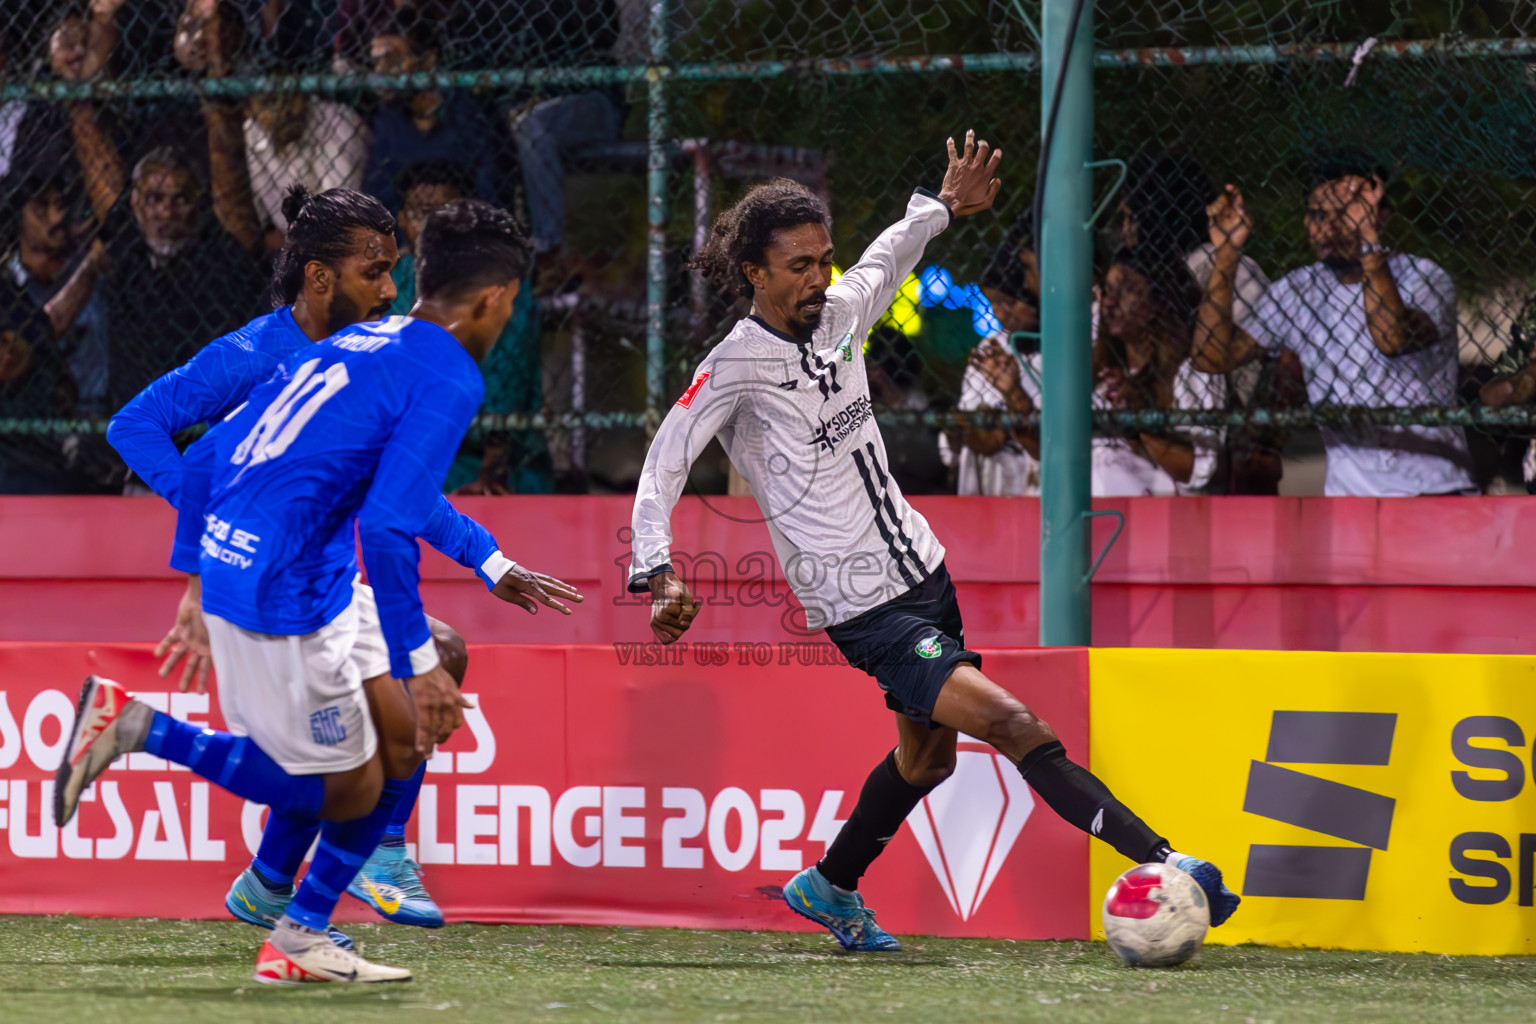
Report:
629,190,952,631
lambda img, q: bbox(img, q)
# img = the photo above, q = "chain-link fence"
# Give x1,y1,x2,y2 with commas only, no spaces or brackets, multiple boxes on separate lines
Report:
0,1,1532,497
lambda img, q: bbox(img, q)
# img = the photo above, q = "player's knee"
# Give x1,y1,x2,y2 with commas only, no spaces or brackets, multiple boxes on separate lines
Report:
986,705,1056,760
380,731,424,780
432,621,468,688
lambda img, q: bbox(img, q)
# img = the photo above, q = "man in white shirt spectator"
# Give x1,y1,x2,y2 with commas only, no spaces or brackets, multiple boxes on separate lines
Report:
244,91,369,245
1192,165,1475,496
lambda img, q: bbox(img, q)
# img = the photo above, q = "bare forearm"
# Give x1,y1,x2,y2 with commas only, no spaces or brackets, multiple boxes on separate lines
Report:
204,102,264,257
69,103,126,220
1139,433,1195,484
1193,246,1246,373
1361,259,1439,356
44,248,105,337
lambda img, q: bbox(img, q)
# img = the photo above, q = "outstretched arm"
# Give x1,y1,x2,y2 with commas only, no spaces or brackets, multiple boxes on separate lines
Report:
831,130,1002,325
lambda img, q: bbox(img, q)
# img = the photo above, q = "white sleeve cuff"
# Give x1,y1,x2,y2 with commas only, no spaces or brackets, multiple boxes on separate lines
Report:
407,635,441,676
480,550,517,587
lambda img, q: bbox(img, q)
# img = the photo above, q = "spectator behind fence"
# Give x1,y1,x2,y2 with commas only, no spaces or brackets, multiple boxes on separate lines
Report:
866,325,948,494
1122,153,1270,323
0,28,28,181
948,221,1043,496
1194,166,1475,496
1,170,110,415
388,160,554,494
0,171,107,492
362,10,499,213
504,0,624,265
956,242,1222,496
102,147,267,411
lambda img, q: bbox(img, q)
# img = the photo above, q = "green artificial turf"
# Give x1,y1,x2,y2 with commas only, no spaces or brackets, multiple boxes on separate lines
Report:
0,918,1531,1023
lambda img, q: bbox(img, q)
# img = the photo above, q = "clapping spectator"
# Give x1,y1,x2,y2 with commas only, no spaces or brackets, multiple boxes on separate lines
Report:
1092,248,1225,495
361,10,498,213
950,224,1043,496
389,160,554,493
1194,164,1475,496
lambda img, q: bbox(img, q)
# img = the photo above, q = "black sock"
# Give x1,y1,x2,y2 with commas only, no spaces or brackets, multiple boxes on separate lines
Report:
817,750,937,891
1017,741,1167,864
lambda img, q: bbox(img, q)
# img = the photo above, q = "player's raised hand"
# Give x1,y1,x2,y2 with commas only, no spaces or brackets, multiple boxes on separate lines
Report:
648,571,701,644
408,664,475,753
492,563,585,615
938,129,1003,218
156,575,213,693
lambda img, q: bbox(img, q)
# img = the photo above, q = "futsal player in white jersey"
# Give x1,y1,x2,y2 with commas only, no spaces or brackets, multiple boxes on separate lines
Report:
627,132,1240,950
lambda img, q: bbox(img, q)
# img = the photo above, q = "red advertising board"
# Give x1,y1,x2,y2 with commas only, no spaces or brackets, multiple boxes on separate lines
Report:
0,642,1088,940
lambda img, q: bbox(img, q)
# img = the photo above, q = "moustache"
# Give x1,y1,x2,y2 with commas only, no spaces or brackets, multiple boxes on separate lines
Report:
368,304,392,320
798,293,827,308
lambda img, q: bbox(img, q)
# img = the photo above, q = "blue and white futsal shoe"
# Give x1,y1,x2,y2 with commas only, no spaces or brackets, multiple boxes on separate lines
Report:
347,843,445,928
783,865,902,951
225,866,354,950
1169,854,1241,926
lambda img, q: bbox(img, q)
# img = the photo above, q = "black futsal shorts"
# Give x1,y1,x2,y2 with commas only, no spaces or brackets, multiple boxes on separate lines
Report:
824,562,981,728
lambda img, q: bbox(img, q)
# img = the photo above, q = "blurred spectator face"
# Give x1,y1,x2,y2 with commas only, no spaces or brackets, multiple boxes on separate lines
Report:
399,180,464,248
250,92,309,149
1306,176,1369,267
19,188,72,260
1100,262,1153,341
131,164,200,257
369,31,435,107
325,229,400,333
980,249,1040,333
49,15,89,79
175,0,244,74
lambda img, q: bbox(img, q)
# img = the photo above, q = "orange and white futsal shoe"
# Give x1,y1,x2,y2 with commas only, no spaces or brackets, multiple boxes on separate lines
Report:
254,918,412,984
54,676,153,827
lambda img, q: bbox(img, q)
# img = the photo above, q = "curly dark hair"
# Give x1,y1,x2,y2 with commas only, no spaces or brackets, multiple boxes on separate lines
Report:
416,198,530,299
689,178,829,299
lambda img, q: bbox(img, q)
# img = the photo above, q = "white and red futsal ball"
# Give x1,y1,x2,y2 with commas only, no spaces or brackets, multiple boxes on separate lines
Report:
1102,862,1210,967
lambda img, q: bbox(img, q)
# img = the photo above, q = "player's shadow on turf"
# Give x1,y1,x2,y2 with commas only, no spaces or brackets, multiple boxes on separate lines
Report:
1,983,385,1003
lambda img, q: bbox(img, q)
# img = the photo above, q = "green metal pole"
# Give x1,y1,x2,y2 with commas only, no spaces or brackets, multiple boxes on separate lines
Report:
1038,0,1094,647
645,0,672,434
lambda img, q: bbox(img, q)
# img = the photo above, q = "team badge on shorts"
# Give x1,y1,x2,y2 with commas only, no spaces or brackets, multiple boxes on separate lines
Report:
914,636,942,659
309,706,348,746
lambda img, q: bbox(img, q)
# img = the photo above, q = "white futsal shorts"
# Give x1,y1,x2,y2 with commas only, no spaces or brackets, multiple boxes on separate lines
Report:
204,578,393,775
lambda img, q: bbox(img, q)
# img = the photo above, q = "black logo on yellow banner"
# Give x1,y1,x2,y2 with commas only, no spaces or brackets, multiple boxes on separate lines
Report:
1448,716,1536,906
1241,711,1398,900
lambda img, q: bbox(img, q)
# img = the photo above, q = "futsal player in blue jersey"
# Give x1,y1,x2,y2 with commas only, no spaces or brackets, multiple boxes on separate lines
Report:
107,185,505,940
58,200,580,984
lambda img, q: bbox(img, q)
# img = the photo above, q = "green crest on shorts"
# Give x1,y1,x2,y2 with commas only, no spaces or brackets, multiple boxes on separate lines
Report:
915,636,942,659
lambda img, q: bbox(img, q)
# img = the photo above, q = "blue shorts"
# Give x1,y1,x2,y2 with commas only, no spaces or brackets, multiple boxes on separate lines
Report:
824,562,981,728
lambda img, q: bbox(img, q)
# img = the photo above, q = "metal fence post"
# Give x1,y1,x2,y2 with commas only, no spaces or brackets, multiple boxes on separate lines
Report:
1038,0,1095,646
644,0,673,435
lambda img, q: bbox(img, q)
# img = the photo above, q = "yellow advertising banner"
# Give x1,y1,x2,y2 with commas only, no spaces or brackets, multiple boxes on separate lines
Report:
1088,648,1536,955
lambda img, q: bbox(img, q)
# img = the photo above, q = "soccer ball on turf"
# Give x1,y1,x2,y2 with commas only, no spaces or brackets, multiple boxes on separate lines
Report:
1101,862,1210,968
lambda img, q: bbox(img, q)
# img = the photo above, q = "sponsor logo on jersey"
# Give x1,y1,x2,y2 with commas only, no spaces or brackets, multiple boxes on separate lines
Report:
677,370,711,408
808,395,873,452
835,333,855,362
914,636,942,659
